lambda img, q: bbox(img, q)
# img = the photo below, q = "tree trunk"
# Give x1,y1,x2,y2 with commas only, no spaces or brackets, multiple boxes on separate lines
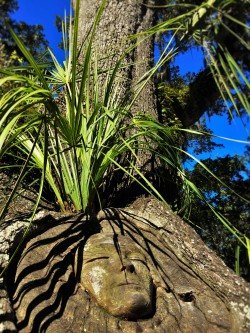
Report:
1,199,249,332
77,0,158,118
0,1,249,332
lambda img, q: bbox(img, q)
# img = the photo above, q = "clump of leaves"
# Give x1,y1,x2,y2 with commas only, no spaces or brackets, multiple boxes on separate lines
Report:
0,0,249,278
0,0,173,217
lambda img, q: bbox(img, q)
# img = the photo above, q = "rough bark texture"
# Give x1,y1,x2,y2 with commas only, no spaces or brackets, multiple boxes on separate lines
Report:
0,2,249,332
77,0,157,118
0,198,249,332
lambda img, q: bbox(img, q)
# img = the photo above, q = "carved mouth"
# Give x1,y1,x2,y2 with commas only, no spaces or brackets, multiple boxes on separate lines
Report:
118,282,140,286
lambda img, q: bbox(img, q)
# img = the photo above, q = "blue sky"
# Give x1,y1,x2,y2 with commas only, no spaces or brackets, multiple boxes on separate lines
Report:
11,0,249,162
174,50,249,159
11,0,71,63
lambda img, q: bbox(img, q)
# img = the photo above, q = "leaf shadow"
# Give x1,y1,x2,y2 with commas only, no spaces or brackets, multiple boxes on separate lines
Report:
7,213,100,332
5,206,221,332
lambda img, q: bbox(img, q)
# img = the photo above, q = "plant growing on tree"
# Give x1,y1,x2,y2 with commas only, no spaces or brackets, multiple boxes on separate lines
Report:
0,0,249,277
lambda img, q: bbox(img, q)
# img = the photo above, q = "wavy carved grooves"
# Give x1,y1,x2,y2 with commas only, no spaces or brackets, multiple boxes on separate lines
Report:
6,199,245,332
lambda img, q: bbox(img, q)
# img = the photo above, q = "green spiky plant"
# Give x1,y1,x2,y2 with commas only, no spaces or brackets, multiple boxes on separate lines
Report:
0,0,170,220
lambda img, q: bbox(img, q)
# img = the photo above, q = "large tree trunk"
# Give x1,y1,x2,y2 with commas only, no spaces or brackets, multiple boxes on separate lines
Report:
0,198,249,332
77,0,158,118
0,1,249,332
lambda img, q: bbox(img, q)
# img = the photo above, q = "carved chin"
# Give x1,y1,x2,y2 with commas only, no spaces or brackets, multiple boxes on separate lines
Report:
108,292,152,319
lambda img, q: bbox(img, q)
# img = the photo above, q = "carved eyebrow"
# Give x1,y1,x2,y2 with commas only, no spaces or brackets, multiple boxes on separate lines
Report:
84,256,110,263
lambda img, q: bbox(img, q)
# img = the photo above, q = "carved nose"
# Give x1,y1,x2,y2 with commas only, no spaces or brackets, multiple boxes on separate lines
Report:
121,263,135,273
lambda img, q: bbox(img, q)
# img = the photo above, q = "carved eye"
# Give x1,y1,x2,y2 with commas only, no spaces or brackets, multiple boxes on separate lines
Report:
85,256,110,263
131,258,146,264
130,258,150,272
178,291,195,302
120,264,135,273
128,254,146,262
130,258,149,270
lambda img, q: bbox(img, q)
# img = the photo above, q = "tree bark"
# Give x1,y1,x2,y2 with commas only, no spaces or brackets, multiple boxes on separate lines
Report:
77,0,158,118
1,198,249,332
0,2,249,332
175,67,220,128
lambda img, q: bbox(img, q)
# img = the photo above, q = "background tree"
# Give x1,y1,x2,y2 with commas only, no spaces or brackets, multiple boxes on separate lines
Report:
188,155,250,280
0,0,48,61
151,0,250,278
155,0,249,125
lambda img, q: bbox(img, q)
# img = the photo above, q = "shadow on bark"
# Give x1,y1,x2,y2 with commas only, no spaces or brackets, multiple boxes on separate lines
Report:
5,200,249,332
7,214,99,332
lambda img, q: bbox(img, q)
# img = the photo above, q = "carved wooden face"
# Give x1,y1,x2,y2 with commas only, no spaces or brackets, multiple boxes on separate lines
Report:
81,233,153,319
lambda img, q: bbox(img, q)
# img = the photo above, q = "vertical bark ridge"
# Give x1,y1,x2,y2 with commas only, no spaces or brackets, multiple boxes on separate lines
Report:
77,0,158,118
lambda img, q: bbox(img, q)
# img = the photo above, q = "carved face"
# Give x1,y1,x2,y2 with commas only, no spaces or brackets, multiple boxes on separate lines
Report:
82,233,153,319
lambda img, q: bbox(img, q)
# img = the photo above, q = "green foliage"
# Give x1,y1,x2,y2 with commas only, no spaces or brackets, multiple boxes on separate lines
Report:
148,0,250,277
0,0,172,216
0,0,249,279
158,76,189,124
188,155,250,279
0,0,18,18
154,0,249,125
0,0,48,59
